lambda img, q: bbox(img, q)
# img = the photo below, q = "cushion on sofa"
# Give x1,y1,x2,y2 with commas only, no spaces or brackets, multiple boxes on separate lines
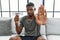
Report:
46,18,60,35
0,18,12,36
47,35,60,40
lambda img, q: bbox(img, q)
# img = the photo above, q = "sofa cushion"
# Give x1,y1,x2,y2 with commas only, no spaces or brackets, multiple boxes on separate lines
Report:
46,18,60,35
47,35,60,40
0,36,11,40
0,18,12,36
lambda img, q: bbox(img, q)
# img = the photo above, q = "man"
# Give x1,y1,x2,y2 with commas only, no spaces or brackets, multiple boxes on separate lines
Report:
9,2,47,40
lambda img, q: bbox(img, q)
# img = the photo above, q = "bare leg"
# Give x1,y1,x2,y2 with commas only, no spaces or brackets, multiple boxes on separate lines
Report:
37,36,46,40
9,36,22,40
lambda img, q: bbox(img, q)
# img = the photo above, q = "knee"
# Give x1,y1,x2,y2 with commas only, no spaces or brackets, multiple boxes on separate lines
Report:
37,36,46,40
9,37,15,40
9,36,22,40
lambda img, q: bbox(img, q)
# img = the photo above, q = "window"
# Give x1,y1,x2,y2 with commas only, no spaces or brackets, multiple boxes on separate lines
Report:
47,12,53,18
55,0,60,11
29,0,43,13
19,0,27,11
11,12,18,18
1,0,9,11
0,4,1,12
0,7,1,17
45,0,60,18
45,0,54,11
11,12,27,18
0,0,1,17
19,12,27,18
0,12,1,17
54,0,60,18
2,12,9,17
1,0,9,17
10,0,18,11
54,12,60,18
1,0,60,18
0,0,27,17
45,0,54,18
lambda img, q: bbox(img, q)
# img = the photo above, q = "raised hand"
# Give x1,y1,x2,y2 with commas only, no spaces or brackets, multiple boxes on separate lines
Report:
14,14,19,23
38,5,44,15
35,5,47,25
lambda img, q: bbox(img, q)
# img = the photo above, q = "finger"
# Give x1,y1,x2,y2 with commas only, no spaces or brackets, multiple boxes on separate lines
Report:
38,5,43,13
38,5,45,16
44,9,47,14
44,9,47,17
38,7,42,16
38,7,41,13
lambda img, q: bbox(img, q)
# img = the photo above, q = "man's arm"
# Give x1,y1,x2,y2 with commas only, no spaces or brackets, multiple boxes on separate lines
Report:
15,21,23,34
35,5,47,25
14,14,23,34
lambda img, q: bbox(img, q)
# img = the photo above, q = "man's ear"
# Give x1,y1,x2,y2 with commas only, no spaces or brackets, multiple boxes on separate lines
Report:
34,8,36,11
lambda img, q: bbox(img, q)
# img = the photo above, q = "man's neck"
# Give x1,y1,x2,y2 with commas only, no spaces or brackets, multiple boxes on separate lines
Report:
28,15,35,20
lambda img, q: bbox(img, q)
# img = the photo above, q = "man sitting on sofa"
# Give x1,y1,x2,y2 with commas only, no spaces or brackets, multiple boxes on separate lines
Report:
9,2,47,40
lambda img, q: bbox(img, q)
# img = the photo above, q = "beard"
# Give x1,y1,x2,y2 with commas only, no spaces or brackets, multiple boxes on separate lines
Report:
28,13,34,17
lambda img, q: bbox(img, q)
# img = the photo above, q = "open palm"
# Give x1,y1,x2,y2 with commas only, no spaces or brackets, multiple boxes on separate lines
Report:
35,5,47,25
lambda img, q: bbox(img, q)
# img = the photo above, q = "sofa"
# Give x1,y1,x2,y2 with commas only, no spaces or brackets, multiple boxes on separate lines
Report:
0,18,60,40
0,18,12,36
46,18,60,40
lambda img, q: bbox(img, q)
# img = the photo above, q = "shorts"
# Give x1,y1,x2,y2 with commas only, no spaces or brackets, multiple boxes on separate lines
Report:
20,36,41,40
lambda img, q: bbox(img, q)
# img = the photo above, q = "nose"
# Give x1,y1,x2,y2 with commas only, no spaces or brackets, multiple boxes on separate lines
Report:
28,10,31,13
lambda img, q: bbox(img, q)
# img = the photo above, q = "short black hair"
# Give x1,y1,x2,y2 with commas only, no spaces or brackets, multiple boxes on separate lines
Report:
26,2,34,7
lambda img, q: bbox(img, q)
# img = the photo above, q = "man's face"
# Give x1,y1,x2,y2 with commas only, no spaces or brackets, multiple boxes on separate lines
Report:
26,6,34,17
